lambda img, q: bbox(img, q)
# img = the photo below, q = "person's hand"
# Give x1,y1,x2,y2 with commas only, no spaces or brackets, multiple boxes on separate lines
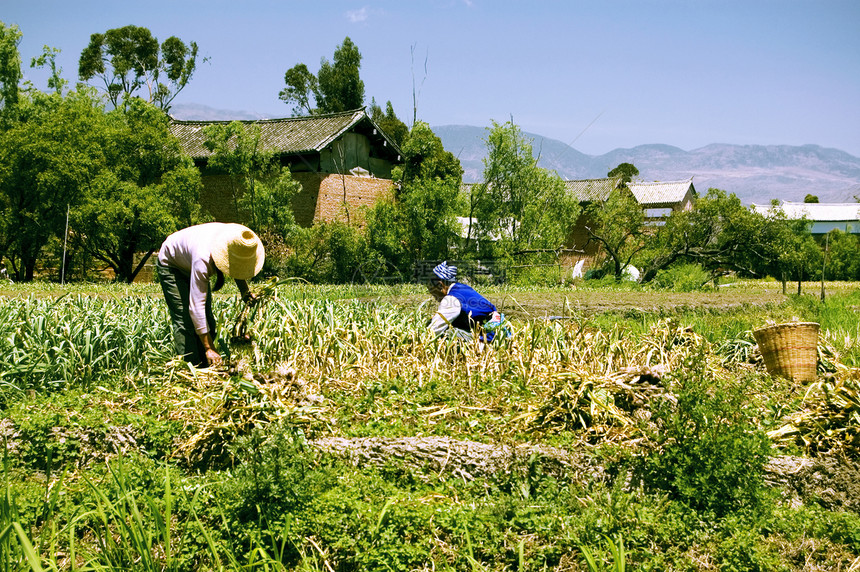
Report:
205,348,222,367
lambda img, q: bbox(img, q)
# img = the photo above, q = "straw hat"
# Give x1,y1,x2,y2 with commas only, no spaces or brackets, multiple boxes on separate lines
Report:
211,224,265,280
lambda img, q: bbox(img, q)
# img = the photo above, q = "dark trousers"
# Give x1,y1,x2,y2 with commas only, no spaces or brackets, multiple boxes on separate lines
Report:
156,262,216,367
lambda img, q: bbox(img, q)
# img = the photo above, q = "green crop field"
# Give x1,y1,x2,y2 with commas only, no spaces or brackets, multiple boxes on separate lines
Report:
2,279,860,571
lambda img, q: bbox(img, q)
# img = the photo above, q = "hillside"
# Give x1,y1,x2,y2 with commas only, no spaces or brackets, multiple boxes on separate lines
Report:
434,125,860,204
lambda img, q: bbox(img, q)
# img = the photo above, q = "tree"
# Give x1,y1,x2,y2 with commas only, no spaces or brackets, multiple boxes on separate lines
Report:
608,162,639,185
31,45,68,95
826,230,860,281
279,37,365,115
0,21,22,126
804,194,820,203
203,121,301,237
638,189,801,284
468,121,579,258
279,63,317,116
369,98,409,148
0,89,108,281
78,25,201,111
366,121,462,269
584,187,646,281
69,98,203,283
317,37,364,113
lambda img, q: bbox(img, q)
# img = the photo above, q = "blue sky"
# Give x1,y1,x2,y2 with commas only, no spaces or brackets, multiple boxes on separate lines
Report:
5,0,860,156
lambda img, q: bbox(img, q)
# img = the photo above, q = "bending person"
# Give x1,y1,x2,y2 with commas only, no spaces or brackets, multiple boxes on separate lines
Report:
427,261,498,342
156,222,265,367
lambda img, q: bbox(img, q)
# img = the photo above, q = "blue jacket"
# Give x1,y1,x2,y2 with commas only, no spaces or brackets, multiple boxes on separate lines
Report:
447,283,497,339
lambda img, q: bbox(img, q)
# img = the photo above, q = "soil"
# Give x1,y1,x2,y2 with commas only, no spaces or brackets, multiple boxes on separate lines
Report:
370,286,788,320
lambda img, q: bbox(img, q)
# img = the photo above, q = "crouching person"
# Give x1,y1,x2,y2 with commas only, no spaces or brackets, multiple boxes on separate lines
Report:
427,261,500,343
156,222,265,367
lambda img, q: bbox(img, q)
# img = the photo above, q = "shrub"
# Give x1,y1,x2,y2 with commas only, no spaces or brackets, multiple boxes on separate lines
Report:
652,263,714,291
635,351,773,520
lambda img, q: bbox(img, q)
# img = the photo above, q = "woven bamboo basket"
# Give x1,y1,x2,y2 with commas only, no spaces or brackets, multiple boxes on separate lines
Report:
752,322,820,382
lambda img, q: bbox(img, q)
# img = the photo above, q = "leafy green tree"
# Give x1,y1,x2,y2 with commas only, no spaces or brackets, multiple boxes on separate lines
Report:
364,194,408,271
585,186,646,281
317,37,364,113
608,162,639,185
369,98,409,147
78,25,201,111
826,230,860,280
804,194,820,203
759,208,821,293
203,121,301,236
639,189,799,283
0,89,107,280
0,21,22,126
469,120,579,259
279,37,365,115
279,63,317,116
366,121,462,269
69,98,203,283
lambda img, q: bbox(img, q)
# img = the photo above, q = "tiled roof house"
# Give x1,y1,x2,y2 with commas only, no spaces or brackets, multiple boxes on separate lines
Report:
562,176,696,273
627,177,696,219
169,108,403,226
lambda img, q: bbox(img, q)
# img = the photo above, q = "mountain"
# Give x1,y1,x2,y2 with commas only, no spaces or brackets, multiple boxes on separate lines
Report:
433,125,860,204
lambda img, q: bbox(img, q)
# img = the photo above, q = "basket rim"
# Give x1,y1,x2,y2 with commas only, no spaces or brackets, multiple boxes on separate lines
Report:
753,321,820,335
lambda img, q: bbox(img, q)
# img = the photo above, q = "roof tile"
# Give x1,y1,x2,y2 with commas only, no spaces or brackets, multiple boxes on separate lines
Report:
169,109,377,159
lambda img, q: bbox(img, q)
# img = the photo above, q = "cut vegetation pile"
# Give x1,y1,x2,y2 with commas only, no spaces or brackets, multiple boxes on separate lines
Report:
2,282,860,570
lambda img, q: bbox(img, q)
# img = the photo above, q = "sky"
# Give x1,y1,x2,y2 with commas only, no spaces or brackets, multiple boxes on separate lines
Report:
5,0,860,157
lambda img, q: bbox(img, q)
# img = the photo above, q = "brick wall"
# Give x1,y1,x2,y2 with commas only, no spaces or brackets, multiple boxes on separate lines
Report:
199,171,395,228
312,174,394,226
200,172,241,222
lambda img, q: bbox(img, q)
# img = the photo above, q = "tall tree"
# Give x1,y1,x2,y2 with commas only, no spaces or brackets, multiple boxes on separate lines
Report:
366,121,462,269
316,37,364,113
0,89,107,280
279,37,365,115
469,121,579,258
279,63,317,116
584,186,646,281
608,162,639,185
70,98,203,283
78,25,201,111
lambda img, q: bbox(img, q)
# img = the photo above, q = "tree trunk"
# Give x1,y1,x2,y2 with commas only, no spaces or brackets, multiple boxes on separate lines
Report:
312,436,604,482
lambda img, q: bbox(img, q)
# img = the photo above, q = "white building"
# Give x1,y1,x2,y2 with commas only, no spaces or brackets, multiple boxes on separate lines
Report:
751,201,860,235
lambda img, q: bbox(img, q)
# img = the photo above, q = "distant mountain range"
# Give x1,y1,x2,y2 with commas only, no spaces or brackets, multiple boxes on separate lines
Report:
434,125,860,205
169,104,860,205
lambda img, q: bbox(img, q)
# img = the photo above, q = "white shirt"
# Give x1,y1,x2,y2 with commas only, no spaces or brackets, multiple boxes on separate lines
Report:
158,223,224,335
428,294,462,336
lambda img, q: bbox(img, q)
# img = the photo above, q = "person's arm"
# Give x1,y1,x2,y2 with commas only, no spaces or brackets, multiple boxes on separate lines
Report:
189,259,221,366
235,279,258,305
199,332,221,366
428,295,461,336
